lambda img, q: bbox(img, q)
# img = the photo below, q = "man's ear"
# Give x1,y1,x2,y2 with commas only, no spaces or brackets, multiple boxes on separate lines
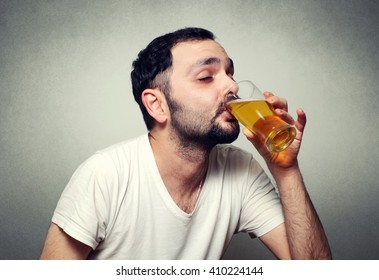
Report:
141,88,169,125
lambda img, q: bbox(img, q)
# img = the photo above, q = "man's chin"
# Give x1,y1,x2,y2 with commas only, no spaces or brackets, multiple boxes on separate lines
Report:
223,119,240,135
209,121,240,144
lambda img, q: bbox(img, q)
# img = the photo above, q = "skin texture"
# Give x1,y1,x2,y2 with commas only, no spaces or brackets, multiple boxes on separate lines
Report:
40,39,331,260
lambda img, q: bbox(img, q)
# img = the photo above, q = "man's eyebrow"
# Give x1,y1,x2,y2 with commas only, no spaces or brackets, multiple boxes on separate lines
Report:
189,57,234,73
192,57,221,69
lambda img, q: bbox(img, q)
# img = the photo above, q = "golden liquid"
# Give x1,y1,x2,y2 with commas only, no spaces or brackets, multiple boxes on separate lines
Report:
226,100,296,153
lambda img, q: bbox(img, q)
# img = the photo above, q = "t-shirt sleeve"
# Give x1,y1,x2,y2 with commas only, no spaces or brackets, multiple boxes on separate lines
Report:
52,153,114,249
238,157,284,238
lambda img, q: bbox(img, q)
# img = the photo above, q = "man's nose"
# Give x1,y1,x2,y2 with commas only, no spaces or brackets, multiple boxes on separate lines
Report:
224,80,239,99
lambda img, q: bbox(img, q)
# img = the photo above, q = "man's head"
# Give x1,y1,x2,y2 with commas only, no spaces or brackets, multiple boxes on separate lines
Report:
131,27,239,148
131,27,215,130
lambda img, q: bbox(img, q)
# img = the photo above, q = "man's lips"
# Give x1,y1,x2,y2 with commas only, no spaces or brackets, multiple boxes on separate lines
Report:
215,99,238,122
222,107,237,122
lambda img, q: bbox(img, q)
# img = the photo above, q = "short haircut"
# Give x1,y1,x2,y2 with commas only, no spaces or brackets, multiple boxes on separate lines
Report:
131,27,215,130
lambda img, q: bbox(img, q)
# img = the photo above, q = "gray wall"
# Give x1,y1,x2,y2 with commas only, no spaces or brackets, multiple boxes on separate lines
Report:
1,0,378,260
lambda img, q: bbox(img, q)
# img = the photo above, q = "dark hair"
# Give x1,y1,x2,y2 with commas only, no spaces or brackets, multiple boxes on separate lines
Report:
131,27,215,130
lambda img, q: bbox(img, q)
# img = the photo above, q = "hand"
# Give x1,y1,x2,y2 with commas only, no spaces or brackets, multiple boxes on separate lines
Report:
243,92,307,172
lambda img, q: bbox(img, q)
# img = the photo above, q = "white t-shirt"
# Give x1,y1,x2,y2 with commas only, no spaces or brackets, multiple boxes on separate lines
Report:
52,134,284,259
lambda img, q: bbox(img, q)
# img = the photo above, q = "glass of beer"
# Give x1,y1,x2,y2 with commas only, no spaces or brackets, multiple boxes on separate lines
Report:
226,80,296,153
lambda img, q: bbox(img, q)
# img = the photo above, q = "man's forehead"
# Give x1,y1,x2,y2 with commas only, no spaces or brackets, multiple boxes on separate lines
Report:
171,40,233,70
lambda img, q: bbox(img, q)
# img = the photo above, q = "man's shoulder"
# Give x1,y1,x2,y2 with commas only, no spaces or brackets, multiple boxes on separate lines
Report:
97,134,149,155
78,134,149,172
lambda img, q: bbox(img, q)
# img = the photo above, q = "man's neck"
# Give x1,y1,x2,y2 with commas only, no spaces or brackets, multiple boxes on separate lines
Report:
148,131,211,211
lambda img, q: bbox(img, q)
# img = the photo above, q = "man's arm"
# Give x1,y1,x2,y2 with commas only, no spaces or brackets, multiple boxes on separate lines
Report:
264,166,332,259
40,223,92,260
257,223,291,259
244,93,332,260
251,148,332,260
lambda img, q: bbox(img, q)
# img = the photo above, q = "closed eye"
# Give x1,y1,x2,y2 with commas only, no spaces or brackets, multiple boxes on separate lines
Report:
198,76,213,82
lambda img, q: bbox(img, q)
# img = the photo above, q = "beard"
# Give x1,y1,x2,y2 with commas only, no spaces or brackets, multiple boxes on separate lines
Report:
167,96,240,150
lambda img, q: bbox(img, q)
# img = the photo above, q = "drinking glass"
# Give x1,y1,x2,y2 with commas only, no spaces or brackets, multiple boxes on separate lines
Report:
226,80,296,153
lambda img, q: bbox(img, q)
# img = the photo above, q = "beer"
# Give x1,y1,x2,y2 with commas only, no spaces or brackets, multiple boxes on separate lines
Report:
226,99,296,153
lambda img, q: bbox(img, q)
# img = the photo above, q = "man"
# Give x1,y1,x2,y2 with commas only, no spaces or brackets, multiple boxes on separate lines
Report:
40,27,331,259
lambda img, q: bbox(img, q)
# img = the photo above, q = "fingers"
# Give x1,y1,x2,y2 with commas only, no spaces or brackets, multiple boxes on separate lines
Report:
263,92,306,133
273,108,306,133
274,108,295,125
295,108,307,132
244,92,307,162
264,92,288,112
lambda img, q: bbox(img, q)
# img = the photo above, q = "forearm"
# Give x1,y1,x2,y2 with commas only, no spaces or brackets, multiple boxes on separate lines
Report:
271,164,332,259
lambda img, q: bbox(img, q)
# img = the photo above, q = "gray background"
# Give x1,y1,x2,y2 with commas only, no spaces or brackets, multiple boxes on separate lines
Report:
1,0,378,260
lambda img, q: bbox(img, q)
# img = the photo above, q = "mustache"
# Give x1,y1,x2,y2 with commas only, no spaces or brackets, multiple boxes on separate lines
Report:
216,95,238,116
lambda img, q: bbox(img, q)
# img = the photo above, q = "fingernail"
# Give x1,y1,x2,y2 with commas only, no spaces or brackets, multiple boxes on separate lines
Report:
275,108,282,114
